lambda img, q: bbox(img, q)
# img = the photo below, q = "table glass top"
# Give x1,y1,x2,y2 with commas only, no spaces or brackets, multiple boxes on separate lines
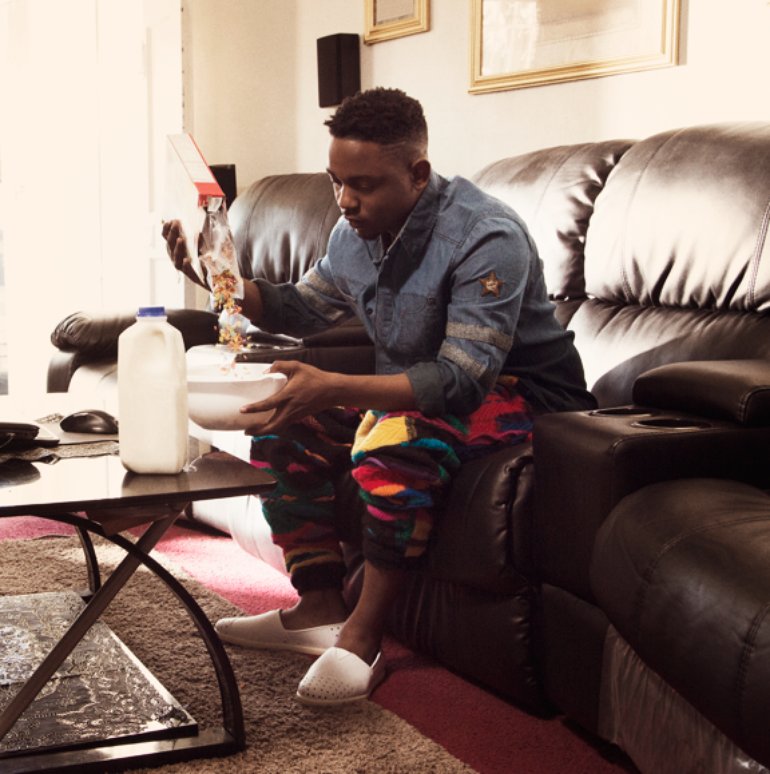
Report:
0,450,274,517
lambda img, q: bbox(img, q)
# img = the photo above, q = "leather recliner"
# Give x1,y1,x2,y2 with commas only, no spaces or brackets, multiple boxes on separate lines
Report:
49,122,770,771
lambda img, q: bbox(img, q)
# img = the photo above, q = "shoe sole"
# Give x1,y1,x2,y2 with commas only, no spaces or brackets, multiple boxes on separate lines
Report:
216,632,331,656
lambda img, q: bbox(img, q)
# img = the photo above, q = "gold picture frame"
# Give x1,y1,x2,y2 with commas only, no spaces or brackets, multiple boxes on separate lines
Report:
364,0,430,45
470,0,680,93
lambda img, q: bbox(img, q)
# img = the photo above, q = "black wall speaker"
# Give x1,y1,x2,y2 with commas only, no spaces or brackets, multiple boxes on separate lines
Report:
317,33,360,108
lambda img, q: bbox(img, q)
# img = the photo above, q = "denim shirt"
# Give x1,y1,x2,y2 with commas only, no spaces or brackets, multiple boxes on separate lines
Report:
255,171,595,416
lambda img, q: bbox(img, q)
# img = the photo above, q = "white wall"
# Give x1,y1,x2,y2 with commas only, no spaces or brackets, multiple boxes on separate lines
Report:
185,0,770,185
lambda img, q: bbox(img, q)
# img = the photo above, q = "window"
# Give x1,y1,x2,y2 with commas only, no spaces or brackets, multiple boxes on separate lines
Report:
0,0,183,398
0,232,6,395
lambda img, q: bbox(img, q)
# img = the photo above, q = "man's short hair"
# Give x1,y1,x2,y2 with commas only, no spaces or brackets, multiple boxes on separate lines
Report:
324,87,427,152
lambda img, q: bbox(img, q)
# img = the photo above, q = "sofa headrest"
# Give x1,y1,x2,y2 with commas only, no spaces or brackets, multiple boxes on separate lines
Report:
584,122,770,312
228,173,340,284
473,140,633,301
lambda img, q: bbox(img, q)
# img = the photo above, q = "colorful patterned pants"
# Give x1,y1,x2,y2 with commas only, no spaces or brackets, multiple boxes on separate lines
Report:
249,378,534,594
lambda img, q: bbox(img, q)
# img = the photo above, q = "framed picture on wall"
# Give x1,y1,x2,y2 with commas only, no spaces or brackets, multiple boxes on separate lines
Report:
364,0,430,44
470,0,680,93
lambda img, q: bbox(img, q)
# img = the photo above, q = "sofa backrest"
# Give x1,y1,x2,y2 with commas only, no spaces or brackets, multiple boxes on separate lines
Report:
472,140,633,307
228,172,339,284
229,122,770,409
571,122,770,405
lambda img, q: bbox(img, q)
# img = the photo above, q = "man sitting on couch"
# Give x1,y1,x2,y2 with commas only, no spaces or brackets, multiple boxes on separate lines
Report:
163,87,595,706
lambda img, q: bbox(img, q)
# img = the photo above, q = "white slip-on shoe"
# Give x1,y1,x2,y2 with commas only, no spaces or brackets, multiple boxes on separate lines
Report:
295,646,386,706
215,610,343,655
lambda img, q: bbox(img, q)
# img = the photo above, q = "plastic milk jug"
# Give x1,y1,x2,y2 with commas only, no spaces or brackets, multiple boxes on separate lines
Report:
117,306,188,474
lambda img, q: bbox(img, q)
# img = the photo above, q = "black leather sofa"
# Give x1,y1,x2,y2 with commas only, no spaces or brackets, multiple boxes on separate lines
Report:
49,122,770,772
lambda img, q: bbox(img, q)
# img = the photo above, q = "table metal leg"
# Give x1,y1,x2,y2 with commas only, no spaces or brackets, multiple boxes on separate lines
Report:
106,531,246,748
75,524,101,594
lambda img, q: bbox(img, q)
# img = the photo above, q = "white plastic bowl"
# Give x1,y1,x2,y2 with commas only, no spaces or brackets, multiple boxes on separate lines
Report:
187,362,287,431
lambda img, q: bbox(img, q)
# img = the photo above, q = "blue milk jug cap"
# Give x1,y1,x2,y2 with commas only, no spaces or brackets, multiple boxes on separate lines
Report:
136,306,167,317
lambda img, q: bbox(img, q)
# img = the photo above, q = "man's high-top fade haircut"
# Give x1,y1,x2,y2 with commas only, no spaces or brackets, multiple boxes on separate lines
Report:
324,87,428,157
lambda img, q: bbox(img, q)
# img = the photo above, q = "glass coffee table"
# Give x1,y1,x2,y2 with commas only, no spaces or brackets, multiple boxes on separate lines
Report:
0,444,274,772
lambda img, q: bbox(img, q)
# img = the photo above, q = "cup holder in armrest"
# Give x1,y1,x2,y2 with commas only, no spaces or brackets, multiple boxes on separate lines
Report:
631,417,713,430
589,407,653,417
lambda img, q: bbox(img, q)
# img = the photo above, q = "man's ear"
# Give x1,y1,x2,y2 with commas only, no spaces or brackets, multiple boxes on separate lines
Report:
410,158,431,191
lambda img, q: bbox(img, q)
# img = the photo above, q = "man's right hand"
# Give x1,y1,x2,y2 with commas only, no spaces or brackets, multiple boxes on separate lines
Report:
161,219,209,289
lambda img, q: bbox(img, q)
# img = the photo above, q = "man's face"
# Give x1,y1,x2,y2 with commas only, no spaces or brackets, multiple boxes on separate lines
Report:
326,137,428,241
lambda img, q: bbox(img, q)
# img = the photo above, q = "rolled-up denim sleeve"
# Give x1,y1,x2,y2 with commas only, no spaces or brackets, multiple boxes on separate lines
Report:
252,255,353,338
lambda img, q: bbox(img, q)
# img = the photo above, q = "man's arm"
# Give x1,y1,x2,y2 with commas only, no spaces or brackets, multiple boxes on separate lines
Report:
162,218,265,324
241,361,417,434
162,219,207,287
237,279,264,324
322,370,416,412
163,219,415,427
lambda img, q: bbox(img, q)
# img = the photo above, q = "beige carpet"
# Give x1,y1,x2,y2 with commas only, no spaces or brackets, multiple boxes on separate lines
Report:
0,535,473,773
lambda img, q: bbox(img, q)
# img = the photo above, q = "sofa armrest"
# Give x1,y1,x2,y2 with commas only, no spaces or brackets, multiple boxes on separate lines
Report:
633,359,770,426
301,319,372,348
242,318,371,350
337,442,536,593
235,342,375,375
533,406,770,601
49,308,220,392
49,308,375,391
428,442,536,590
234,319,374,375
52,308,220,359
47,350,97,393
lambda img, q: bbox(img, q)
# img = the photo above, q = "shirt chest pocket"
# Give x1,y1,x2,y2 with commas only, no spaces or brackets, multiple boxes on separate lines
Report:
389,294,444,358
